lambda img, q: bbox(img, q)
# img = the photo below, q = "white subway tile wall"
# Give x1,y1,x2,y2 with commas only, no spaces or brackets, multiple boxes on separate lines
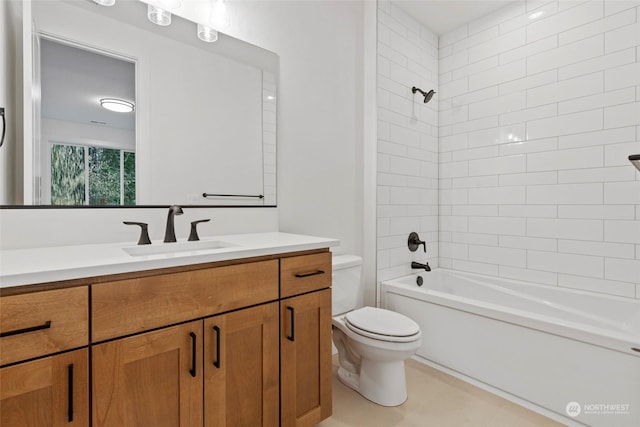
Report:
262,71,277,205
377,0,439,290
438,0,640,299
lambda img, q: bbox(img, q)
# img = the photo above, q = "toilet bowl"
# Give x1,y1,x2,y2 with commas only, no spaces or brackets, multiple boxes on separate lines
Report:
331,255,422,407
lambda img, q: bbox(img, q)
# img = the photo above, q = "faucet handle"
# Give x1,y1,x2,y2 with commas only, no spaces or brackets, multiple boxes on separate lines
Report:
123,221,152,245
188,219,211,241
408,232,426,253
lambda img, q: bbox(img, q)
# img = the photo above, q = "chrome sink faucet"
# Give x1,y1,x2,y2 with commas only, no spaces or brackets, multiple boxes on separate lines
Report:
164,205,184,243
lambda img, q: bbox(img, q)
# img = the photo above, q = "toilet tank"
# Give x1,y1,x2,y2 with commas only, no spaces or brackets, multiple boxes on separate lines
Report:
332,254,363,315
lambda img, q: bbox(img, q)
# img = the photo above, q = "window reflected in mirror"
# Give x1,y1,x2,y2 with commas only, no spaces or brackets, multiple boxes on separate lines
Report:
49,143,135,206
40,38,136,206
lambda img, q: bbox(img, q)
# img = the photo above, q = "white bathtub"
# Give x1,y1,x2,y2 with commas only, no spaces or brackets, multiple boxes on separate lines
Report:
381,269,640,427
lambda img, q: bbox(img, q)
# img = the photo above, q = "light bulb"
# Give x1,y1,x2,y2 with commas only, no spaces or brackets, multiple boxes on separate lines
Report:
198,24,218,43
148,4,171,26
92,0,115,6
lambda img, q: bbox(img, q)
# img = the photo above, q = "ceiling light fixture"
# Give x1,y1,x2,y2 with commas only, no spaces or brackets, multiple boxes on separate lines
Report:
159,0,182,9
148,4,171,26
100,98,135,113
197,24,218,43
209,0,229,30
92,0,116,6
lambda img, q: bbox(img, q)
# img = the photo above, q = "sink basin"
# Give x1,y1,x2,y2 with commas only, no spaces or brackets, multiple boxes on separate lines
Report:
123,240,236,257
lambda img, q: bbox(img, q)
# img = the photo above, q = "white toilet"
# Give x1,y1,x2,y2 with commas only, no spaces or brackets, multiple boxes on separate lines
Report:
331,254,422,407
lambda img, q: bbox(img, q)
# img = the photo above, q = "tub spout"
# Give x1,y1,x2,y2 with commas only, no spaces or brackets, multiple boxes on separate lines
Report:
411,261,431,272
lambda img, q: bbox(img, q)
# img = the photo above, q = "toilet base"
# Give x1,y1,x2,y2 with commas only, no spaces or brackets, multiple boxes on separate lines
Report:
337,360,408,407
337,367,359,391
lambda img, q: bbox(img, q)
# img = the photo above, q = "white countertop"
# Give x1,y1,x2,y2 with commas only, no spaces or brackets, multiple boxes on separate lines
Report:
0,232,340,288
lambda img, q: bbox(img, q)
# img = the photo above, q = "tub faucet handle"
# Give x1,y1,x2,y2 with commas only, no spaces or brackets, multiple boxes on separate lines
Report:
408,232,426,253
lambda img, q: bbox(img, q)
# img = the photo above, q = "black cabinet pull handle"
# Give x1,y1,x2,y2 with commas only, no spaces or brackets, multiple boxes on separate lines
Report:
286,307,295,342
213,326,221,368
189,332,197,378
294,270,325,278
67,364,74,422
0,107,6,148
1,320,51,338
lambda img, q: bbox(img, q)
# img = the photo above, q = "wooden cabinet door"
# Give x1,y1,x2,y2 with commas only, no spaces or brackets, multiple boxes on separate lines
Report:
92,321,203,427
0,348,89,427
281,289,332,427
204,302,279,427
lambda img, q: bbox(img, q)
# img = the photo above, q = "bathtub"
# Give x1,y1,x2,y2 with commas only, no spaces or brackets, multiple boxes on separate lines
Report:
381,269,640,427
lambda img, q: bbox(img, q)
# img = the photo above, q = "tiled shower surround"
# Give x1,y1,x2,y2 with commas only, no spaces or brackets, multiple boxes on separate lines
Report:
377,1,440,284
378,0,640,300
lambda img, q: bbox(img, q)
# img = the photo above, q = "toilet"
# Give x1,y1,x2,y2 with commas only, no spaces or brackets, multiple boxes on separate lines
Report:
331,254,422,407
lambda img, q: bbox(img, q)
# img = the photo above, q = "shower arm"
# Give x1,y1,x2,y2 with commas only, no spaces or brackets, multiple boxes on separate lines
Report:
411,87,427,97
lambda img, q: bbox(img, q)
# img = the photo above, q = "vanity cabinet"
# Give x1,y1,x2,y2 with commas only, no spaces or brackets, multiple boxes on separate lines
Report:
92,303,280,427
0,287,88,366
280,252,333,427
0,349,89,427
204,302,279,427
92,321,203,427
91,260,279,342
0,286,90,427
0,248,333,427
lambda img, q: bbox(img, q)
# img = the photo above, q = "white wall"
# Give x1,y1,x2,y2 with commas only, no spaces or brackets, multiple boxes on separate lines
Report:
438,0,640,299
0,1,18,204
219,0,366,257
1,1,366,256
0,206,278,250
376,0,439,290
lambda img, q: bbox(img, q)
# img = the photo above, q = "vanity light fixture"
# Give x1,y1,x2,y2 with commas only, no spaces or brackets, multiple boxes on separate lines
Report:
92,0,116,6
197,24,218,43
100,98,135,113
158,0,182,9
209,0,229,31
629,154,640,172
148,4,171,26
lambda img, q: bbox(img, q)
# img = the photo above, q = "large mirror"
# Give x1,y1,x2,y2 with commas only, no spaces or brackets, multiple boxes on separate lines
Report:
9,0,277,207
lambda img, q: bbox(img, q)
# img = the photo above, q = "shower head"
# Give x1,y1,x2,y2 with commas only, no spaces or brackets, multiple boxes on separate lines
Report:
412,86,436,103
630,154,640,172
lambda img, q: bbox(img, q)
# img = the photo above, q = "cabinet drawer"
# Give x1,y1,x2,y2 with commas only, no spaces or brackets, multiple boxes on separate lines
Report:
92,260,279,342
280,252,332,298
0,287,88,366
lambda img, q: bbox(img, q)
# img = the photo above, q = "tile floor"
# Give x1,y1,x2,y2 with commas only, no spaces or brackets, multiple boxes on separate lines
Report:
317,358,565,427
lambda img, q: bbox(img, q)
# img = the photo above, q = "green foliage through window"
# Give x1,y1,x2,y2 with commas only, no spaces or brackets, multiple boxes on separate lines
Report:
50,143,135,206
51,144,85,205
123,151,136,206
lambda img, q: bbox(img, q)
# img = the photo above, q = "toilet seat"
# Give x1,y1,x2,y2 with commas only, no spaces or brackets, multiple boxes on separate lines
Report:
344,307,420,343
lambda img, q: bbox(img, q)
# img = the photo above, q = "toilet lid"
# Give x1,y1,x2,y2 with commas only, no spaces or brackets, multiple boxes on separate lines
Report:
344,307,420,342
